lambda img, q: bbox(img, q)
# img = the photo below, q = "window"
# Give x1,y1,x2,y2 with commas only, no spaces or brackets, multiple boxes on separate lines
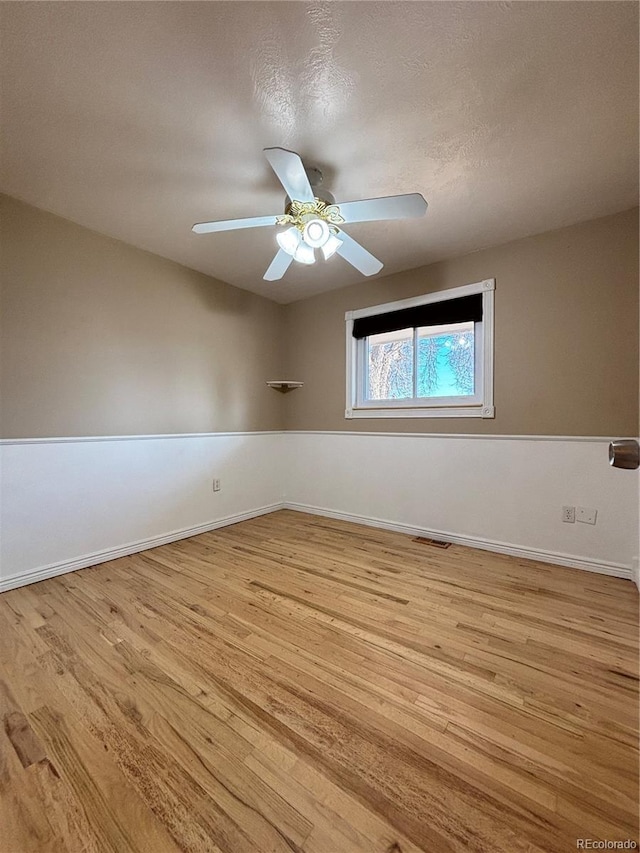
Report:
345,279,495,419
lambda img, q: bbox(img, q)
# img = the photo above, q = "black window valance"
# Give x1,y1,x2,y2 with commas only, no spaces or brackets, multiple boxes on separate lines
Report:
352,293,483,339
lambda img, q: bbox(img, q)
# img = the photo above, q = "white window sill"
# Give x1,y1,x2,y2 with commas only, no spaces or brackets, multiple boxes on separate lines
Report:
346,405,495,419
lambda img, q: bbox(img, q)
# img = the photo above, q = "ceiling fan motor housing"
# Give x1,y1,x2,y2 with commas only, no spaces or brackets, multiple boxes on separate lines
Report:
283,166,336,210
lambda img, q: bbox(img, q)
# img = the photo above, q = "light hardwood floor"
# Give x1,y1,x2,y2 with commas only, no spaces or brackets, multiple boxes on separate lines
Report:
0,510,638,852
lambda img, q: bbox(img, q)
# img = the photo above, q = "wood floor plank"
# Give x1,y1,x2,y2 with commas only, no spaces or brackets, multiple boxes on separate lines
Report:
0,509,637,851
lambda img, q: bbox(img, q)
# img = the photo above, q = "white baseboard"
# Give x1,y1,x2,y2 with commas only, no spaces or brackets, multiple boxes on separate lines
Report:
0,502,284,593
2,499,634,593
284,502,634,581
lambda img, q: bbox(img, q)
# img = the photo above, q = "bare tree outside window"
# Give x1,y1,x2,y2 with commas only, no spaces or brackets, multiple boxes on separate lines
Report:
417,336,440,396
444,330,474,394
367,334,413,399
368,323,474,400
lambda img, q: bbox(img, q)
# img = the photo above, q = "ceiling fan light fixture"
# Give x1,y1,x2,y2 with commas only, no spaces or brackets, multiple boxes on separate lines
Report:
293,241,315,265
302,218,330,248
276,225,301,256
321,233,343,260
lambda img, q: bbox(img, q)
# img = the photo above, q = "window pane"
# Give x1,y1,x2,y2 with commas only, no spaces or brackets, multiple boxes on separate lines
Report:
367,328,413,399
417,322,475,397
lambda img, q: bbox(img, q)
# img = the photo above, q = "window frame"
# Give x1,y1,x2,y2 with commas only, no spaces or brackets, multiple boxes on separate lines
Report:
345,279,495,419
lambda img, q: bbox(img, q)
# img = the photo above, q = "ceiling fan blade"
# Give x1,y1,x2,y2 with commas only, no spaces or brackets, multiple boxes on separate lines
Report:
192,214,278,234
263,249,294,281
338,193,428,224
336,231,383,276
264,147,315,203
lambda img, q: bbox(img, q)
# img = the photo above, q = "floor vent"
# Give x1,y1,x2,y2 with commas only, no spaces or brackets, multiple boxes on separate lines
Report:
413,536,451,549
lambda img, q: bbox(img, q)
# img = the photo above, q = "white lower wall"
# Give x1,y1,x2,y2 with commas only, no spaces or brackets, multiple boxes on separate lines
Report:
284,432,639,579
0,432,285,591
1,430,638,591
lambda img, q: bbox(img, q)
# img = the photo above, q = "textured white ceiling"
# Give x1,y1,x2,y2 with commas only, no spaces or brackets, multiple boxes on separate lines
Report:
1,2,637,303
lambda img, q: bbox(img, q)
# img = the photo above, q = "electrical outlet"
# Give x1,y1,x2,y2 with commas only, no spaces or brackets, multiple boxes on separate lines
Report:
576,506,597,525
212,479,221,492
562,505,575,523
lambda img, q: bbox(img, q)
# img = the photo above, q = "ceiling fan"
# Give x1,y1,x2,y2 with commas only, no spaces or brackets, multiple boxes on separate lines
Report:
192,148,428,281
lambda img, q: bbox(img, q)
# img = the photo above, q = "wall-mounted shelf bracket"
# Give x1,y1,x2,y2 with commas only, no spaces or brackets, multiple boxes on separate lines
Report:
266,380,304,393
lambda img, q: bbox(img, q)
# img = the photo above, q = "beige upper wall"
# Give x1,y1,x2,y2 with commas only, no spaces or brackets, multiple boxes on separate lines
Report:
3,196,638,439
283,208,639,436
0,194,284,438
